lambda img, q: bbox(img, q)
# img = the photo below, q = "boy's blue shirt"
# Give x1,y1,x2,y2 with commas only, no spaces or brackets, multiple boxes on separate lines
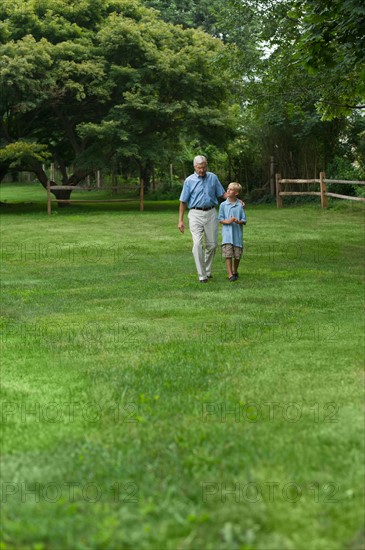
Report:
218,199,246,247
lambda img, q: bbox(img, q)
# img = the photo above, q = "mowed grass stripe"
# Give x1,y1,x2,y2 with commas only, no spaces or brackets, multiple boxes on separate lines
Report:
0,184,364,549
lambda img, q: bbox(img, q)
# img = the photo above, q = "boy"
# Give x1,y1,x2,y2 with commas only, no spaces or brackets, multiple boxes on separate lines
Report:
218,183,246,281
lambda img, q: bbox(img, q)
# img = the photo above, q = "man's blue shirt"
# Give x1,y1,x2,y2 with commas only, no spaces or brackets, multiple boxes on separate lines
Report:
179,171,225,208
218,199,246,247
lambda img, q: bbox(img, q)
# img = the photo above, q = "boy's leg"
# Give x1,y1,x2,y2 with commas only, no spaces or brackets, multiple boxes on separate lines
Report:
225,257,233,278
233,247,242,277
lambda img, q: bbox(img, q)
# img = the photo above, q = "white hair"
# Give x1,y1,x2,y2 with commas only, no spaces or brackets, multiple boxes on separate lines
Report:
228,182,242,194
193,155,207,166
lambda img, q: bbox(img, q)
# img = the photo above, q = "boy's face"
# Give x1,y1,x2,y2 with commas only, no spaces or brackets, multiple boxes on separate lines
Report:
227,185,238,197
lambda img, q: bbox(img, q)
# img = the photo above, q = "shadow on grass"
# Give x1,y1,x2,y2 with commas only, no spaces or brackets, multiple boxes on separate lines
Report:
0,200,180,215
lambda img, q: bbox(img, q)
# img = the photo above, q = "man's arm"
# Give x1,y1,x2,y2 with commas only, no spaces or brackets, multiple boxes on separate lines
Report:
178,201,187,233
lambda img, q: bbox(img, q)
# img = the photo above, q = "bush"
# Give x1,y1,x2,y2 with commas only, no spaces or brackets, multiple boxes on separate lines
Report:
147,181,183,200
326,156,365,197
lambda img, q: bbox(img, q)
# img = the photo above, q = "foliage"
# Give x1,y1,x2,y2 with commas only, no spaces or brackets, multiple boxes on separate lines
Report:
325,114,365,197
142,0,222,35
147,181,183,200
288,0,365,119
0,141,50,166
212,0,365,187
219,0,365,120
0,0,235,193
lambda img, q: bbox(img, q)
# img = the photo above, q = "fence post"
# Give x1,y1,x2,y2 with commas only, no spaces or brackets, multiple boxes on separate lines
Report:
139,177,144,212
276,173,282,208
169,163,173,189
47,180,52,215
270,156,275,195
320,171,327,208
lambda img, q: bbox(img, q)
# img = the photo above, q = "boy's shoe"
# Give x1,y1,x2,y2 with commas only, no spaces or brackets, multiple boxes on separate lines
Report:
229,275,237,282
233,272,239,278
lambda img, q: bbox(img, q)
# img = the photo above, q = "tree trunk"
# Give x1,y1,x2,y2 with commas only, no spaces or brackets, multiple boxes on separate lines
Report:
0,164,10,183
52,188,72,206
33,161,94,206
138,160,153,193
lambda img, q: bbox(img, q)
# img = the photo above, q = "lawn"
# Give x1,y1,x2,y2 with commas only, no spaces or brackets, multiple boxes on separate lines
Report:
1,183,364,550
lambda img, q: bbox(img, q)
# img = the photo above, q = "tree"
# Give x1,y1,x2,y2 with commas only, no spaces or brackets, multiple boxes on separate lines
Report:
287,0,365,119
213,0,364,188
0,0,235,198
219,0,365,120
142,0,222,35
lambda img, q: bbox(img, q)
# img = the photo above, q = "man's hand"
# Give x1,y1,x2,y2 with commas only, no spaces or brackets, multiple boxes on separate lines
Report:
178,202,187,233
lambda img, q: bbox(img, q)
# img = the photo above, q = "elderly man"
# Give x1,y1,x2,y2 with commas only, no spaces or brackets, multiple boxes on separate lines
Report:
178,155,227,283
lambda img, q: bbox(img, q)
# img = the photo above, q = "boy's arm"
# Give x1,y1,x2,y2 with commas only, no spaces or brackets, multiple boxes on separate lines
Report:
234,206,246,224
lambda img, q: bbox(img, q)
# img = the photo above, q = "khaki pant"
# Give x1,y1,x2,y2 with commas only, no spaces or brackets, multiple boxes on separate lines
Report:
221,244,243,259
188,208,218,280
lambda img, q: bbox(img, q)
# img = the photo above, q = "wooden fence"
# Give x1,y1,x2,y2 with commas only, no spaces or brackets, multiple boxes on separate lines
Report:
276,172,365,208
46,181,144,214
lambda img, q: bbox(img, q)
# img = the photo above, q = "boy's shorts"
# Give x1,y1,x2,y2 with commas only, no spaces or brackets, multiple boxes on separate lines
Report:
221,244,242,259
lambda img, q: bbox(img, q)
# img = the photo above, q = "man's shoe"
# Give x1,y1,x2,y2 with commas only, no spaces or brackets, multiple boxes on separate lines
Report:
207,274,213,279
233,272,239,278
229,275,237,282
200,278,208,283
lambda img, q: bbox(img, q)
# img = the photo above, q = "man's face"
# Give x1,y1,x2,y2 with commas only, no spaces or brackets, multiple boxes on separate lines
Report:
194,162,208,177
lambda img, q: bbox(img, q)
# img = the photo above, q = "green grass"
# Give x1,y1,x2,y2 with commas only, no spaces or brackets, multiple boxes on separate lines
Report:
1,183,364,550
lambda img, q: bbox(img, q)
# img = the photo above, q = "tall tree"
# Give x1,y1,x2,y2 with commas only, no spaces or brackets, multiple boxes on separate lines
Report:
0,0,235,198
220,0,365,120
215,0,364,186
142,0,221,35
287,0,365,119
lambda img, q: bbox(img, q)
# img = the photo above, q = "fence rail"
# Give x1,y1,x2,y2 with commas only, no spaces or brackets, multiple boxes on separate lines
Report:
46,180,144,214
276,172,365,208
